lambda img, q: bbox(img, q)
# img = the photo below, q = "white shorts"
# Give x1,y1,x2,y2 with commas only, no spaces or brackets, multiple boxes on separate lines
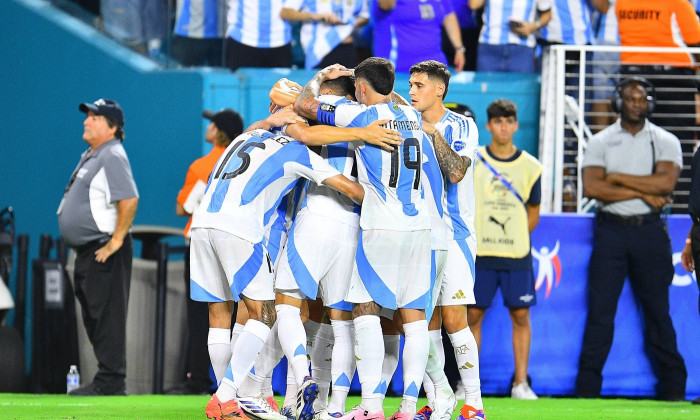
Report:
275,210,359,311
347,229,431,310
189,228,275,302
435,237,476,306
266,226,288,271
427,249,448,320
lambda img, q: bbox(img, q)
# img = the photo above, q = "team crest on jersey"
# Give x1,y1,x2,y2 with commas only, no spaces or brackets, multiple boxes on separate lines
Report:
392,104,400,111
453,140,465,151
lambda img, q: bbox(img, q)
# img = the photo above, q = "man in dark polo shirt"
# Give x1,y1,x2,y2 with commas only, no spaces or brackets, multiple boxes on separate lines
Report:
57,98,139,396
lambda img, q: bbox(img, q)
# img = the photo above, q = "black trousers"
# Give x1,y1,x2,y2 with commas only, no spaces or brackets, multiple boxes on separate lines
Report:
576,218,687,399
224,38,292,72
172,35,224,67
314,43,358,70
73,236,132,394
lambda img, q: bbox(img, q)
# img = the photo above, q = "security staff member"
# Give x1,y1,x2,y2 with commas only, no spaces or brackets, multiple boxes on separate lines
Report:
576,78,687,400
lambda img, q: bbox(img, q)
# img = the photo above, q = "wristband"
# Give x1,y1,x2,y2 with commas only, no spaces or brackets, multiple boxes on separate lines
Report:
456,46,467,53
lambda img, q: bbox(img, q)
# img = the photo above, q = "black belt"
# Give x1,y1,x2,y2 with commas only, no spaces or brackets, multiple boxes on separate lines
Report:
597,212,661,226
74,237,110,254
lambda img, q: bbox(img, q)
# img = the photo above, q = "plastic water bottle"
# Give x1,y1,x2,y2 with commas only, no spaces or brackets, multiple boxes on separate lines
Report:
66,365,80,394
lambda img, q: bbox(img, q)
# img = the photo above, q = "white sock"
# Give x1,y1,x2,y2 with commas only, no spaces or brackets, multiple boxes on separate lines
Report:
277,304,310,386
311,323,333,411
448,327,482,407
239,322,283,397
327,319,355,414
262,375,274,398
425,335,451,407
284,360,297,408
401,320,429,413
230,322,245,352
381,334,401,388
424,329,446,407
215,319,270,402
354,315,385,412
208,327,232,385
304,319,321,358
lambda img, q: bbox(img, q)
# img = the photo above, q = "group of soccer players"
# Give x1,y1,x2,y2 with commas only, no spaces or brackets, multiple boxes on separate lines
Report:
189,56,486,420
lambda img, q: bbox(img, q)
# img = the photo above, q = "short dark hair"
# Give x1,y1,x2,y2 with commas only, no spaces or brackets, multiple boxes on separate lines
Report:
321,76,356,100
409,60,451,99
354,57,395,96
105,117,125,141
486,99,518,121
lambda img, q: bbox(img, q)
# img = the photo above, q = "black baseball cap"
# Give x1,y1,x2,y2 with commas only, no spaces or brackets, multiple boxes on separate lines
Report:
79,99,125,127
202,108,244,140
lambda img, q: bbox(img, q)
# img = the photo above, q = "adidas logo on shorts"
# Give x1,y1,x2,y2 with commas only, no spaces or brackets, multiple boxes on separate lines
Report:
452,290,466,299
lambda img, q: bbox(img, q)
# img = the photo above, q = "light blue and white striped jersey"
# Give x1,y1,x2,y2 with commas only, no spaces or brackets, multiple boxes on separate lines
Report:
422,135,448,251
479,0,552,48
591,0,618,44
283,0,369,69
297,95,361,225
317,101,430,231
540,0,593,45
175,0,227,38
226,0,291,47
435,110,478,241
191,129,340,243
264,180,306,264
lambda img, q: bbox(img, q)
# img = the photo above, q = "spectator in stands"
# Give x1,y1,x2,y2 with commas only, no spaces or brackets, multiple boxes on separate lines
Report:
225,0,292,71
589,0,617,132
680,146,700,406
280,0,369,70
172,0,227,67
469,0,551,73
616,0,700,208
576,77,687,401
168,108,244,395
373,0,466,72
100,0,168,57
467,99,543,400
441,0,482,71
58,99,139,396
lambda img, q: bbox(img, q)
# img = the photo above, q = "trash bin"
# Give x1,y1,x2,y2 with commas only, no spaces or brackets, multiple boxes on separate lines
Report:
67,225,188,394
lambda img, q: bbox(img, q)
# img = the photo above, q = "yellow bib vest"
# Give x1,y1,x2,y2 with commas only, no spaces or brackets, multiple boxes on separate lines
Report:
474,146,542,259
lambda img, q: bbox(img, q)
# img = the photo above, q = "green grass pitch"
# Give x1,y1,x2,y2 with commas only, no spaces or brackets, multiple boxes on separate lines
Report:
1,394,698,419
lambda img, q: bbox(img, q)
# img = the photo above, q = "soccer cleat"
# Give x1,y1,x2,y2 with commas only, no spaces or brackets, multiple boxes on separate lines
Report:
338,406,386,420
432,387,457,420
296,376,319,420
413,406,432,420
510,381,538,400
281,405,297,420
457,404,485,420
266,396,281,413
206,395,250,420
314,409,343,420
388,411,413,420
238,395,287,420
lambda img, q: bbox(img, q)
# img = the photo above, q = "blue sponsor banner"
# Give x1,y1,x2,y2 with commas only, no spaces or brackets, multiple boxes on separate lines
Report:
475,213,698,398
270,214,699,399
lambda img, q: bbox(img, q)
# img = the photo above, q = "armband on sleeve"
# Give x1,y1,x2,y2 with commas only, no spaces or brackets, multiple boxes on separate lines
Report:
317,103,336,126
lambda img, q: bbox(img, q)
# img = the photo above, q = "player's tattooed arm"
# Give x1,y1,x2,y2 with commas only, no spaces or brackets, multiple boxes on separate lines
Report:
295,65,353,120
352,301,381,318
423,122,469,184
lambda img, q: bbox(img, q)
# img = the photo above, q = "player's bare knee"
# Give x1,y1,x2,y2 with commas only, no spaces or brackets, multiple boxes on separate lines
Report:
441,305,468,333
